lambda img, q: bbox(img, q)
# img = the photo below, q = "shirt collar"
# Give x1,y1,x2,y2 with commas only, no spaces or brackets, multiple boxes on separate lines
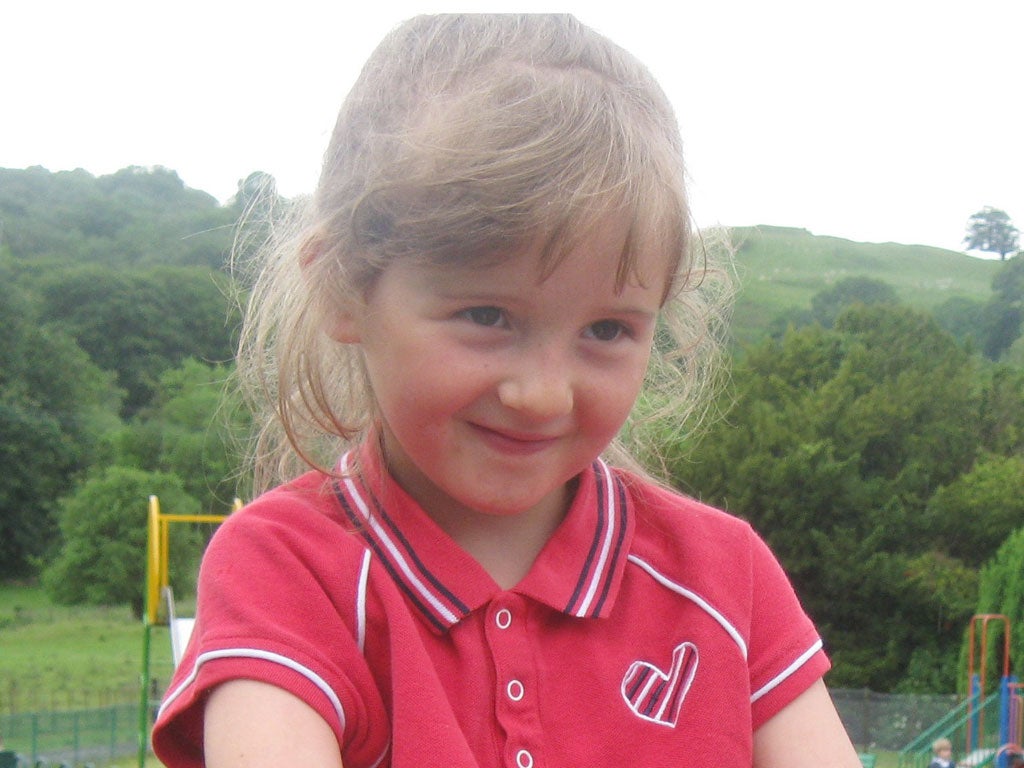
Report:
331,442,634,633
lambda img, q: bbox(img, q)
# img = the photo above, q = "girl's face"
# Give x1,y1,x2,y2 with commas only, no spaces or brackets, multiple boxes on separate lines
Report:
330,217,669,530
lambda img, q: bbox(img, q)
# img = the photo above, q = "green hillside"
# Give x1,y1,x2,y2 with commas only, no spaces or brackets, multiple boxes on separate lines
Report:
727,225,1002,344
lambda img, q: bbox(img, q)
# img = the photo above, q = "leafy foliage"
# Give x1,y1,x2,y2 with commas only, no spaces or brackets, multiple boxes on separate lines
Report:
934,256,1024,360
110,358,251,511
42,466,202,618
0,166,236,268
28,263,239,416
0,258,122,578
974,527,1024,685
0,166,248,582
926,455,1024,567
810,277,899,328
670,304,1008,691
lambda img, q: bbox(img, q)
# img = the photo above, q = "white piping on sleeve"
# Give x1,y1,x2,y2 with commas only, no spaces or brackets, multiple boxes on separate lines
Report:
158,648,347,733
750,638,824,703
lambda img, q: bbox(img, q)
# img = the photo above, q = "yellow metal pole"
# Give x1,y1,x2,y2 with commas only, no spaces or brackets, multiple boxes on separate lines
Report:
159,516,170,603
146,496,161,626
139,498,233,768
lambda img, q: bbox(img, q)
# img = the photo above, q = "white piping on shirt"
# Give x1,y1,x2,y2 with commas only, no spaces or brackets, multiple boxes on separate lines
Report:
340,453,460,625
158,648,347,733
626,554,749,660
357,549,372,654
627,555,825,703
750,638,824,703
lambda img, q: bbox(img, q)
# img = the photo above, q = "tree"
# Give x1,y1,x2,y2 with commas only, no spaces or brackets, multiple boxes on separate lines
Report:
809,276,899,329
925,454,1024,567
667,302,985,690
982,256,1024,359
0,166,237,268
112,358,251,510
973,525,1024,689
964,207,1020,261
0,401,71,578
31,263,239,415
0,258,123,577
42,466,202,617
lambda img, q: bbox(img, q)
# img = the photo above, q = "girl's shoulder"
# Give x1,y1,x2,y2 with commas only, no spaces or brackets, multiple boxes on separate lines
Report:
615,468,757,544
210,470,368,567
612,468,787,605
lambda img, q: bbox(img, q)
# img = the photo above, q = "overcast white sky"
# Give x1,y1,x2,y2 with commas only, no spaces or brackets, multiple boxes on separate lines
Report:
2,1,1021,254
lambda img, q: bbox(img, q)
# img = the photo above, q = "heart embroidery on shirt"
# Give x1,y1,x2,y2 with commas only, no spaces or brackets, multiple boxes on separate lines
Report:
620,641,699,727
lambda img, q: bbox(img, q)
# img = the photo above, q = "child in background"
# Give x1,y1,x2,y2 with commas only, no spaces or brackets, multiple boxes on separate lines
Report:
928,738,954,768
152,14,861,768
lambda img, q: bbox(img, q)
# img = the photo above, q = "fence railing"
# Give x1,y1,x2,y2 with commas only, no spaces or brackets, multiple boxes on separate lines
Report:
0,704,138,767
0,687,987,766
830,688,963,751
1,679,140,717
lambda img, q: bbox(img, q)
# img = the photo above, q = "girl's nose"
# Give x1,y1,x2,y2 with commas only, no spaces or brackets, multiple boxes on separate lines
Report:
497,365,574,419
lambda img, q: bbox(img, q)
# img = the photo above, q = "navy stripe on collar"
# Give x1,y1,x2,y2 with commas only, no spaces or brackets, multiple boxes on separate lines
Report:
563,459,629,618
333,450,629,628
333,452,471,631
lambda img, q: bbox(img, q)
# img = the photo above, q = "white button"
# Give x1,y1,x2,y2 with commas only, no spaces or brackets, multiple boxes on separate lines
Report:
495,608,512,629
516,749,534,768
507,680,524,701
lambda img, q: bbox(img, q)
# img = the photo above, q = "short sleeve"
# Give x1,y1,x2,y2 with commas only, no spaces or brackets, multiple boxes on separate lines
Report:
151,483,390,768
745,526,830,728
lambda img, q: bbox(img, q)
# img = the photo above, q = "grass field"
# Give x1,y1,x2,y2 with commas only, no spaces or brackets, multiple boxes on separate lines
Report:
727,225,1002,345
0,583,174,712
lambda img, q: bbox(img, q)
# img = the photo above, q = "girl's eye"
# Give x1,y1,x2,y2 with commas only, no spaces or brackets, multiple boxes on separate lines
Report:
460,306,506,328
587,319,628,342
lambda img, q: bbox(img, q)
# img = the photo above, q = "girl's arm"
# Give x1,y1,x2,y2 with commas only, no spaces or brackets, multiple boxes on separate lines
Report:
204,679,344,768
753,678,862,768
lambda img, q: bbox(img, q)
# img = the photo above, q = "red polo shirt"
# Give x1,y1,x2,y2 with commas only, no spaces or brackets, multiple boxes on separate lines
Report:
152,443,828,768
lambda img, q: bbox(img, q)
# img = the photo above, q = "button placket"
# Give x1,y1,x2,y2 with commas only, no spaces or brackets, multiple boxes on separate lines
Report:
486,597,542,768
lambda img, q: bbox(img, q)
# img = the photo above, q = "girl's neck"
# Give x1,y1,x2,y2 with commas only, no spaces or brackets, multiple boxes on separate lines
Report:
372,427,575,589
425,483,572,590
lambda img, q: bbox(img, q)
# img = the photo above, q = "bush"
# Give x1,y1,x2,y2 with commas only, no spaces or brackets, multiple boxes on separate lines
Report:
42,466,201,617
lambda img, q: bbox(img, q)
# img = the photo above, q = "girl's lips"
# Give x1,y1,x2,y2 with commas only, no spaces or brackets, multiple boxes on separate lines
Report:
469,423,561,456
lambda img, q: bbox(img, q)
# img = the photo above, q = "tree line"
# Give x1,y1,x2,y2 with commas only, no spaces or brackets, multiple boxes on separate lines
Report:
1,166,1022,694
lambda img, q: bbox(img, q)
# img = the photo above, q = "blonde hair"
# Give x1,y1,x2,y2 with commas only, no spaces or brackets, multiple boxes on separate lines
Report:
236,14,733,492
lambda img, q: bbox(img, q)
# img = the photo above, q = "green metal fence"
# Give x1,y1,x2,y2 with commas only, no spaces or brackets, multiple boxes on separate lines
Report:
0,703,137,766
0,687,1007,768
832,688,962,751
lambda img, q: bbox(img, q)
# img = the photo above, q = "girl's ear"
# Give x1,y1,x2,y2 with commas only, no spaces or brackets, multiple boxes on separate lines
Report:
299,228,364,344
324,305,363,344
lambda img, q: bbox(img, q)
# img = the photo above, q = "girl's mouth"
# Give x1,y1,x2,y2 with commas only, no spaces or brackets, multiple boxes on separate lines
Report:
468,423,561,456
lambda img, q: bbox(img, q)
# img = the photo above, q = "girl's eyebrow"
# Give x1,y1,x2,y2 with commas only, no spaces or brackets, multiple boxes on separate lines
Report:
429,283,516,301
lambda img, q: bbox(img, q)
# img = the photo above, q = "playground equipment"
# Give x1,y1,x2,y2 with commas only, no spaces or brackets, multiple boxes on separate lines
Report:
137,495,235,768
899,615,1021,768
963,615,1024,767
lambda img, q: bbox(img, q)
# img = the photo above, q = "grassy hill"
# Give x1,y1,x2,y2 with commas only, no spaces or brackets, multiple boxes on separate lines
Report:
727,225,1002,345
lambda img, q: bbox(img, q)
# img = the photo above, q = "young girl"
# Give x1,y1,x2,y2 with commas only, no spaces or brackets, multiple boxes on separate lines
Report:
152,14,861,768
